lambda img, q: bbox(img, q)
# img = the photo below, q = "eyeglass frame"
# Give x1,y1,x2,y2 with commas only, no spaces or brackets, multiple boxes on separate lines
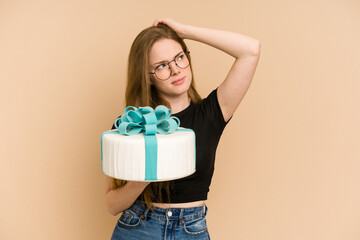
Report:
149,51,190,80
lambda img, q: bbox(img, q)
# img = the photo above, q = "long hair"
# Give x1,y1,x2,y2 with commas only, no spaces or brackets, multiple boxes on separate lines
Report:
111,25,201,209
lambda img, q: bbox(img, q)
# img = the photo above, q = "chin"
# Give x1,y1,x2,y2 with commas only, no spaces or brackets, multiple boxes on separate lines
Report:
175,81,191,95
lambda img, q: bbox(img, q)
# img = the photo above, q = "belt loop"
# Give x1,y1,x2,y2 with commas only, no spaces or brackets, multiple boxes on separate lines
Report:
179,208,184,226
204,204,208,217
142,206,149,221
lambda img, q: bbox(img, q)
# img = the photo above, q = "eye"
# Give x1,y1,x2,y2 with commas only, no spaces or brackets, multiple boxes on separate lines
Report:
156,63,167,70
177,54,185,61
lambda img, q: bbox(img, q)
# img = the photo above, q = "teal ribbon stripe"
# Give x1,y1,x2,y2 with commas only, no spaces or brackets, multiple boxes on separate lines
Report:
100,128,196,178
100,105,183,181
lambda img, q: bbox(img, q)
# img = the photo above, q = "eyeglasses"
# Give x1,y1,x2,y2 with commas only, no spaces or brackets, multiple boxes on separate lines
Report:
149,51,190,80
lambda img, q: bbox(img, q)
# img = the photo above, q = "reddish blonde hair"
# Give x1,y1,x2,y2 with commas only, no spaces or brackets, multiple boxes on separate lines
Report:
111,25,201,209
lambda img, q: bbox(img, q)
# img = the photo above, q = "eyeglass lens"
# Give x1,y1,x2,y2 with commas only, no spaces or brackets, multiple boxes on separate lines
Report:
155,52,189,80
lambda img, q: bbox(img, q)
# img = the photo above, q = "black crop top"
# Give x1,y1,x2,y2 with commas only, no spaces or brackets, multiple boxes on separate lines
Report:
112,88,230,203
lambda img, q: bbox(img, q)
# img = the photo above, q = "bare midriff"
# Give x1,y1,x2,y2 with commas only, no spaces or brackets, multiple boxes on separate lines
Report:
152,200,205,209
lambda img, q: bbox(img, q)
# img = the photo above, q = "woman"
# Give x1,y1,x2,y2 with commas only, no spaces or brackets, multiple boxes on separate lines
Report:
105,18,261,239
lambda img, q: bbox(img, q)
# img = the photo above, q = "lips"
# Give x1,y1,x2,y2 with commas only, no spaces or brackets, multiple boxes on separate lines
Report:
171,77,185,85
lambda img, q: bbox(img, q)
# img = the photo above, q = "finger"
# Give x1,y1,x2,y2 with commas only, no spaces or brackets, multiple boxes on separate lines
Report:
152,19,159,26
153,18,165,26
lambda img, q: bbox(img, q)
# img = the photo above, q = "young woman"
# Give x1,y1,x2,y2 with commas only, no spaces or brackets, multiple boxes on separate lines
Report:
105,18,261,240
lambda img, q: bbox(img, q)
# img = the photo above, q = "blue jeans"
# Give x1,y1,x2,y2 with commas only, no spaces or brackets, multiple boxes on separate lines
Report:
111,200,211,240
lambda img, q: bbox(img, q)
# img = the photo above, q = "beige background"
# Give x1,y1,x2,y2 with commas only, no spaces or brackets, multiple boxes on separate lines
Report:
1,0,359,239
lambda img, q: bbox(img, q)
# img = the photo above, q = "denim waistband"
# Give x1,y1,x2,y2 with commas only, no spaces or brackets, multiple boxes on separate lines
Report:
129,200,208,222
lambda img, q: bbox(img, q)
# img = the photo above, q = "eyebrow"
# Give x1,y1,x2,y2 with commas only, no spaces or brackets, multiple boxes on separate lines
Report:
153,51,184,66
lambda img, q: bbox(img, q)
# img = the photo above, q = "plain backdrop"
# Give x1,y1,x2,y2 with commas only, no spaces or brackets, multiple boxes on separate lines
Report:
1,0,359,239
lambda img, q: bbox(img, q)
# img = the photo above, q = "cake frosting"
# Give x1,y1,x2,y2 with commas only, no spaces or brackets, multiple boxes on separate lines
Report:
101,106,196,181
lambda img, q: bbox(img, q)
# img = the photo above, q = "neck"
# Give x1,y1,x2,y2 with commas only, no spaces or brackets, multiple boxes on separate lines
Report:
161,92,190,114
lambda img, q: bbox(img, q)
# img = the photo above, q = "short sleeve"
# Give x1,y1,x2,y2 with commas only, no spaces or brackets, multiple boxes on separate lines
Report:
199,88,231,133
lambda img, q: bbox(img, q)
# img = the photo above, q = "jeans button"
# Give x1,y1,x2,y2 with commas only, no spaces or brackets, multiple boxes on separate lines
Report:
167,210,172,217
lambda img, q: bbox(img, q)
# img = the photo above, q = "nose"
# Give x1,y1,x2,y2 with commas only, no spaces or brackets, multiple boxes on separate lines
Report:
168,60,180,75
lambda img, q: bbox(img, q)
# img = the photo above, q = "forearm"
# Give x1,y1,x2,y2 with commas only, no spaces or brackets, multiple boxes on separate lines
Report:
105,181,149,216
180,25,260,58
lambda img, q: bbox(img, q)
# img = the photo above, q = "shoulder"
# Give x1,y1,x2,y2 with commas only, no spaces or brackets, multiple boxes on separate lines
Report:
193,88,230,132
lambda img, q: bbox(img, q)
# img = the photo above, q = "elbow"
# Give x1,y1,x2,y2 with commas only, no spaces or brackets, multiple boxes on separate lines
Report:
257,41,261,54
240,40,261,58
105,202,115,216
252,40,261,57
105,203,122,216
105,194,123,216
108,209,120,217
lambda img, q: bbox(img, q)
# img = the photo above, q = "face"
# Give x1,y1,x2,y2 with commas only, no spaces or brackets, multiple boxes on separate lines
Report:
148,38,192,100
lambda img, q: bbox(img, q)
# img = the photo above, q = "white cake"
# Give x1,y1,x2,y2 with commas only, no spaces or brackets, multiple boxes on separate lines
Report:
101,127,196,181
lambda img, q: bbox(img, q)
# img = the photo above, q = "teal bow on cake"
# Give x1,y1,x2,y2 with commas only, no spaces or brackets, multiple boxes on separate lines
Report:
114,105,180,136
113,105,180,180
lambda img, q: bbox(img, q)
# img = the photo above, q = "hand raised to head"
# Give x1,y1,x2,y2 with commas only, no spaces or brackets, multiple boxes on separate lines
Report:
152,18,187,39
